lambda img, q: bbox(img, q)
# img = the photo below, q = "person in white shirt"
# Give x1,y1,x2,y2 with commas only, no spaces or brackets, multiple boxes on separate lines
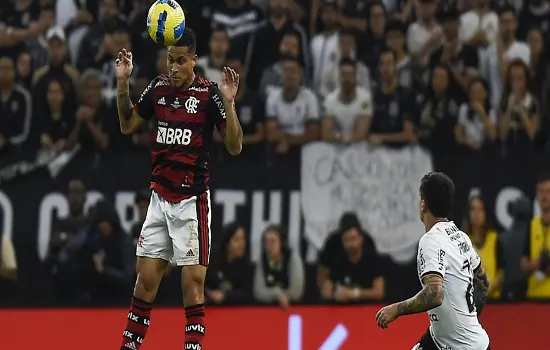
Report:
321,58,372,142
480,5,530,107
265,56,320,154
310,1,340,97
460,0,499,47
196,28,229,86
455,78,497,150
407,0,441,65
376,172,491,350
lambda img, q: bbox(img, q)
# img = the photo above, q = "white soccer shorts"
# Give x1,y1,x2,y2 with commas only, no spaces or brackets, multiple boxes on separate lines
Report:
136,190,211,266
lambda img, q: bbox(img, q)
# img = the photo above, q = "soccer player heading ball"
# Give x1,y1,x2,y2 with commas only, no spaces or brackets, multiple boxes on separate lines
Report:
376,172,491,350
115,28,243,350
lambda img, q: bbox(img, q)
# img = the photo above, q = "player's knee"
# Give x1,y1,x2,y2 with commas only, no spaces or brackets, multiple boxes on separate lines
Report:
134,257,168,296
181,265,207,303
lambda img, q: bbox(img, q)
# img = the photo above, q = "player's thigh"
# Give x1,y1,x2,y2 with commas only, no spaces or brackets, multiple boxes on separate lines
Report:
136,192,173,262
167,191,211,268
135,256,170,292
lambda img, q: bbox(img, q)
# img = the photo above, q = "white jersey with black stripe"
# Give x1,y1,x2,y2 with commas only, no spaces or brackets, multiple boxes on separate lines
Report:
416,221,490,350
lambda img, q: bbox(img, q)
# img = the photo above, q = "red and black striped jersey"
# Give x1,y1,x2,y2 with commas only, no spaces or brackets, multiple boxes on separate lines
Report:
134,74,227,203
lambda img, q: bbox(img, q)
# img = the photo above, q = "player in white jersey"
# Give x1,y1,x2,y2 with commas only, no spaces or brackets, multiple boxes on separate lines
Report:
376,172,491,350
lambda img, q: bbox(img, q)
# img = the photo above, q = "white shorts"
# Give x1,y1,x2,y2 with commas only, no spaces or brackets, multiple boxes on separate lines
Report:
136,190,211,266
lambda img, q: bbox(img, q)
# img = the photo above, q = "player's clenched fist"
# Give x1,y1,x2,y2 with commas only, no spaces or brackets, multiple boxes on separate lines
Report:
115,48,133,79
376,303,399,329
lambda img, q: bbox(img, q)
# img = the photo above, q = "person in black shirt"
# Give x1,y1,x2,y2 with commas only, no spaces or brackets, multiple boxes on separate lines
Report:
362,2,387,72
40,79,73,152
429,7,479,103
206,223,253,305
317,212,384,303
0,55,31,157
368,48,416,147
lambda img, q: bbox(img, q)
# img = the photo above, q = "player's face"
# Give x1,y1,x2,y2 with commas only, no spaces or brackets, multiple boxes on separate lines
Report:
340,64,356,90
537,180,550,212
229,227,247,259
468,198,486,227
0,57,15,86
46,81,64,109
167,46,197,88
342,228,363,255
264,230,281,258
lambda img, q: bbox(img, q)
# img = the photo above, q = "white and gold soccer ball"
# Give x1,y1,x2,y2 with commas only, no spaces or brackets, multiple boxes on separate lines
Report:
147,0,186,46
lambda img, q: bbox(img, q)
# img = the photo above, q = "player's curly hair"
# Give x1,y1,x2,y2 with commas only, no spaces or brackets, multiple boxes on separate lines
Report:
174,28,196,53
420,172,455,218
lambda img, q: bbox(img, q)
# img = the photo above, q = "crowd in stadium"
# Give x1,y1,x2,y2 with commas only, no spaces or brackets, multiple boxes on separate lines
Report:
1,0,550,308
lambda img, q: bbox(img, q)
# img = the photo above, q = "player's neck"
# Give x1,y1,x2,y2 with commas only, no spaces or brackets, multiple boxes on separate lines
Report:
175,73,196,90
424,216,449,232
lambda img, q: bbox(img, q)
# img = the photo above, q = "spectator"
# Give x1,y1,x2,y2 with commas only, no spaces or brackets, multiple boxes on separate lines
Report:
265,56,320,154
127,0,159,71
246,0,309,90
407,0,441,66
76,0,126,71
253,225,305,308
521,173,550,299
385,19,412,88
67,70,110,153
464,195,504,299
0,234,17,280
498,59,540,148
417,64,459,152
430,7,479,102
47,179,89,304
197,28,230,86
362,2,388,72
25,5,57,71
259,30,305,98
206,223,253,305
339,0,369,39
86,200,134,303
527,28,548,103
32,26,79,116
215,56,265,154
310,1,340,97
368,48,416,147
130,189,151,245
481,5,530,107
0,55,32,156
15,52,32,89
211,0,263,60
323,30,371,98
321,59,372,143
317,213,384,303
39,79,72,153
517,0,550,40
454,78,497,151
460,0,498,47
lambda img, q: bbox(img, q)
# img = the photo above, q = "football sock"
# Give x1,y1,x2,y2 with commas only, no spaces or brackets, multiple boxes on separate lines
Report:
185,304,206,349
120,296,152,350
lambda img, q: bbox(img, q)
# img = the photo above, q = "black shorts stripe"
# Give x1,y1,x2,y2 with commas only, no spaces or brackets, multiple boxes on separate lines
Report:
195,192,210,266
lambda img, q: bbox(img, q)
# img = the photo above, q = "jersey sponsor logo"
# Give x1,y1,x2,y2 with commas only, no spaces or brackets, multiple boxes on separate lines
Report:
156,126,193,145
154,79,170,88
185,96,200,114
189,86,208,92
211,90,227,119
438,249,445,271
171,97,182,109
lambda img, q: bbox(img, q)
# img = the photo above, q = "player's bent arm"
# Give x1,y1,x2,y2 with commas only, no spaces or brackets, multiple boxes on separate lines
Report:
221,99,243,155
396,274,444,316
473,263,490,293
117,78,145,135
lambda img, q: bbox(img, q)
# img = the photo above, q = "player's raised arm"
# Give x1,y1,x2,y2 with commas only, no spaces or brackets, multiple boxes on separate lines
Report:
214,67,243,155
115,49,148,135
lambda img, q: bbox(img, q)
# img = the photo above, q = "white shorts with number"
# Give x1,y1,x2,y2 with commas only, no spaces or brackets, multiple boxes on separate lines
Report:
136,190,211,266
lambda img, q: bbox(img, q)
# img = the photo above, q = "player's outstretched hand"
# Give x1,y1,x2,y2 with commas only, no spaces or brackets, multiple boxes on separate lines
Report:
220,66,239,102
115,48,133,79
376,304,399,329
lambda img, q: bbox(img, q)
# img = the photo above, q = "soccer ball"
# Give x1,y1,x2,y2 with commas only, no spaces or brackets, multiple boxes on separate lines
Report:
147,0,186,46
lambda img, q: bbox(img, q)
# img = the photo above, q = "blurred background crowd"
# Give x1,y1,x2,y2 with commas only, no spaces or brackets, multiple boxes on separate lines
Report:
1,0,550,310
